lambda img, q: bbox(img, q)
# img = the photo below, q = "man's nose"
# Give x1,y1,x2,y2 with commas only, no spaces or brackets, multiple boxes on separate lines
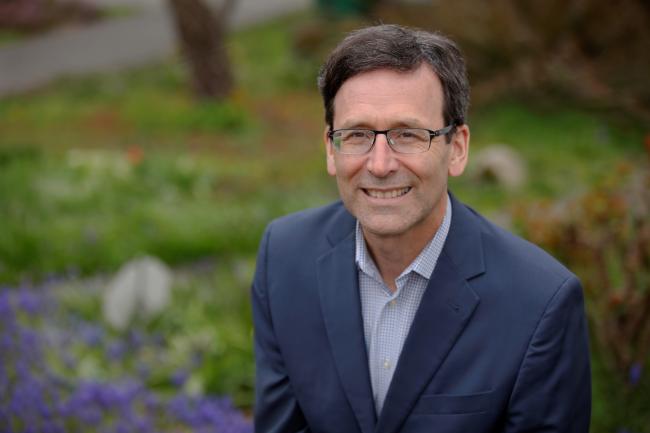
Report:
366,133,399,177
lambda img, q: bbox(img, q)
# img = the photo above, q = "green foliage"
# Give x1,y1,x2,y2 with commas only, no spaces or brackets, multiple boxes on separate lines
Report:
145,258,255,407
0,146,333,282
230,12,318,95
0,63,250,146
123,94,250,134
0,30,22,46
28,258,254,412
591,352,650,433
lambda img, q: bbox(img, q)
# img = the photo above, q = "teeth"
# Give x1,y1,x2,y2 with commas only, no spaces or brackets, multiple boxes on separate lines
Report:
366,187,410,199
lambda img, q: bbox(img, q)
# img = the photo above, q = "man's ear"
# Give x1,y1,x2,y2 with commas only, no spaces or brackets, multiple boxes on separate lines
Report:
448,124,470,177
324,126,337,176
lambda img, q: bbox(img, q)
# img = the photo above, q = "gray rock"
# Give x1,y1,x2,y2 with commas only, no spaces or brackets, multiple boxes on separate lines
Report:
103,256,172,330
471,144,527,190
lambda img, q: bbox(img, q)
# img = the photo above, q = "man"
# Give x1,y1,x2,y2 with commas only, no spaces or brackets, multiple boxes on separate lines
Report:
251,24,591,433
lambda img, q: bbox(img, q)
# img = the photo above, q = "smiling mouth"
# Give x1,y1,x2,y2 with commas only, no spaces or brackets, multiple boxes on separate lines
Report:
363,187,411,199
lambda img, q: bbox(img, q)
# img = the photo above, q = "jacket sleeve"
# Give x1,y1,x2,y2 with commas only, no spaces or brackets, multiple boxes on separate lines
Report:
504,275,591,433
252,224,311,433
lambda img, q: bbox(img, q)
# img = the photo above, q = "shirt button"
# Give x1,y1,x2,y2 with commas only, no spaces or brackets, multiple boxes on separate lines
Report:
389,300,396,306
383,359,391,369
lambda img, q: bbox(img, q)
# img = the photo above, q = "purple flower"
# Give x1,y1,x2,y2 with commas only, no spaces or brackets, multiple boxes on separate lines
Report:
0,333,14,352
168,394,195,423
62,351,77,370
0,280,253,433
127,329,145,349
137,361,151,379
171,368,189,388
42,273,64,288
629,362,642,386
107,340,127,360
81,323,105,347
17,287,43,315
41,423,65,433
0,290,15,325
143,393,161,411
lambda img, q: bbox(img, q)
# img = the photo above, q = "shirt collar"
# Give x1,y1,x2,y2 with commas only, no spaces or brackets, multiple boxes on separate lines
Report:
355,193,452,281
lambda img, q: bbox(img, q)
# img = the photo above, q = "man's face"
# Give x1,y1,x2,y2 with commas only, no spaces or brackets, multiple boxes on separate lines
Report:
325,64,469,241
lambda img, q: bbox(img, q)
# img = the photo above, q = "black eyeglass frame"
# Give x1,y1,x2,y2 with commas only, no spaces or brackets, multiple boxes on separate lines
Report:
327,124,456,154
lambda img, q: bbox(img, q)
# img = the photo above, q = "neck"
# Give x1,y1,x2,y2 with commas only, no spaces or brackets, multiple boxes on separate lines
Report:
362,200,447,292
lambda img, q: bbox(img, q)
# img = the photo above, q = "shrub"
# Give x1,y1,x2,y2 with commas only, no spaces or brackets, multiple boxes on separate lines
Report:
513,159,650,432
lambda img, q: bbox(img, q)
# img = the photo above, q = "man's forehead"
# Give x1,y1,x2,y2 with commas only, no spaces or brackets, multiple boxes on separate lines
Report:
331,65,445,127
340,64,439,86
336,116,430,129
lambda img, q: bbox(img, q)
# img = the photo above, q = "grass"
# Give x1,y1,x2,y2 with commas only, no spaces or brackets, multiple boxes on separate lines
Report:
0,145,334,281
0,30,23,46
449,98,646,212
0,8,648,427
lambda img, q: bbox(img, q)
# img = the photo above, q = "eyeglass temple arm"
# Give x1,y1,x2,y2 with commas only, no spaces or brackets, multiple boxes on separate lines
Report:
429,124,455,138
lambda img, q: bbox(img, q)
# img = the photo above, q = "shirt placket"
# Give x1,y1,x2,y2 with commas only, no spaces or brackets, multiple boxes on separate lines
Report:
370,274,408,412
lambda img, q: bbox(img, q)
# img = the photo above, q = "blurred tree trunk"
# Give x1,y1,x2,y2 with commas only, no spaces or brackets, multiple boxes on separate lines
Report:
168,0,235,100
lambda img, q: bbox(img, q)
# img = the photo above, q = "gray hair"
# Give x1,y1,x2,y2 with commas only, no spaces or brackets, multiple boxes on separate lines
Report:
317,24,470,132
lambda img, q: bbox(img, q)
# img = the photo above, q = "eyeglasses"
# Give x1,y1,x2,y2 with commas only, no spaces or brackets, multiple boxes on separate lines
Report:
328,125,455,155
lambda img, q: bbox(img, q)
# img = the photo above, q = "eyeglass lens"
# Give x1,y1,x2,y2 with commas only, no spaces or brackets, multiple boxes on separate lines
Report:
333,129,432,154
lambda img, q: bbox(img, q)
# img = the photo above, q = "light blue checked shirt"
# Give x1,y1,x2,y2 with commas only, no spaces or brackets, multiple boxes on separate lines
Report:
355,194,452,414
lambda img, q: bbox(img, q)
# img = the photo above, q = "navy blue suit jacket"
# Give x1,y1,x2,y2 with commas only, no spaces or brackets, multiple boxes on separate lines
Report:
251,193,591,433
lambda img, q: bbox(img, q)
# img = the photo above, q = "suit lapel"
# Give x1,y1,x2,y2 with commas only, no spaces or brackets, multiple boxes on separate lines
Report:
375,194,484,433
375,252,480,433
318,230,377,433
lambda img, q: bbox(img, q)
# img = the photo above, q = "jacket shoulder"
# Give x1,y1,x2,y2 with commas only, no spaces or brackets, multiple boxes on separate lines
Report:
265,200,354,254
461,202,576,286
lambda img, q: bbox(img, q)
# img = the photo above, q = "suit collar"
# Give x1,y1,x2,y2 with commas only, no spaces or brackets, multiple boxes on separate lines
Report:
325,200,356,246
323,193,485,280
444,192,486,280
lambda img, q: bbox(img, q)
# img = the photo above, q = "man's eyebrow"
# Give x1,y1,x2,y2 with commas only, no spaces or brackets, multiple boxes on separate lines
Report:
391,118,428,128
337,117,428,129
336,118,373,129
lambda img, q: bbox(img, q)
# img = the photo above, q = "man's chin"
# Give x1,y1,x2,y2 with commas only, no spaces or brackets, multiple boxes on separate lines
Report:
358,217,411,239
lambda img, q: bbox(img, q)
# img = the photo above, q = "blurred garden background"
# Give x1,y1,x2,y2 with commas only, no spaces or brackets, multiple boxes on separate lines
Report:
0,0,648,431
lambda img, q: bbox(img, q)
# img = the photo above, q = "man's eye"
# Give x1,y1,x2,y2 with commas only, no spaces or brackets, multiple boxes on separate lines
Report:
395,129,426,141
395,130,418,140
342,131,367,140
